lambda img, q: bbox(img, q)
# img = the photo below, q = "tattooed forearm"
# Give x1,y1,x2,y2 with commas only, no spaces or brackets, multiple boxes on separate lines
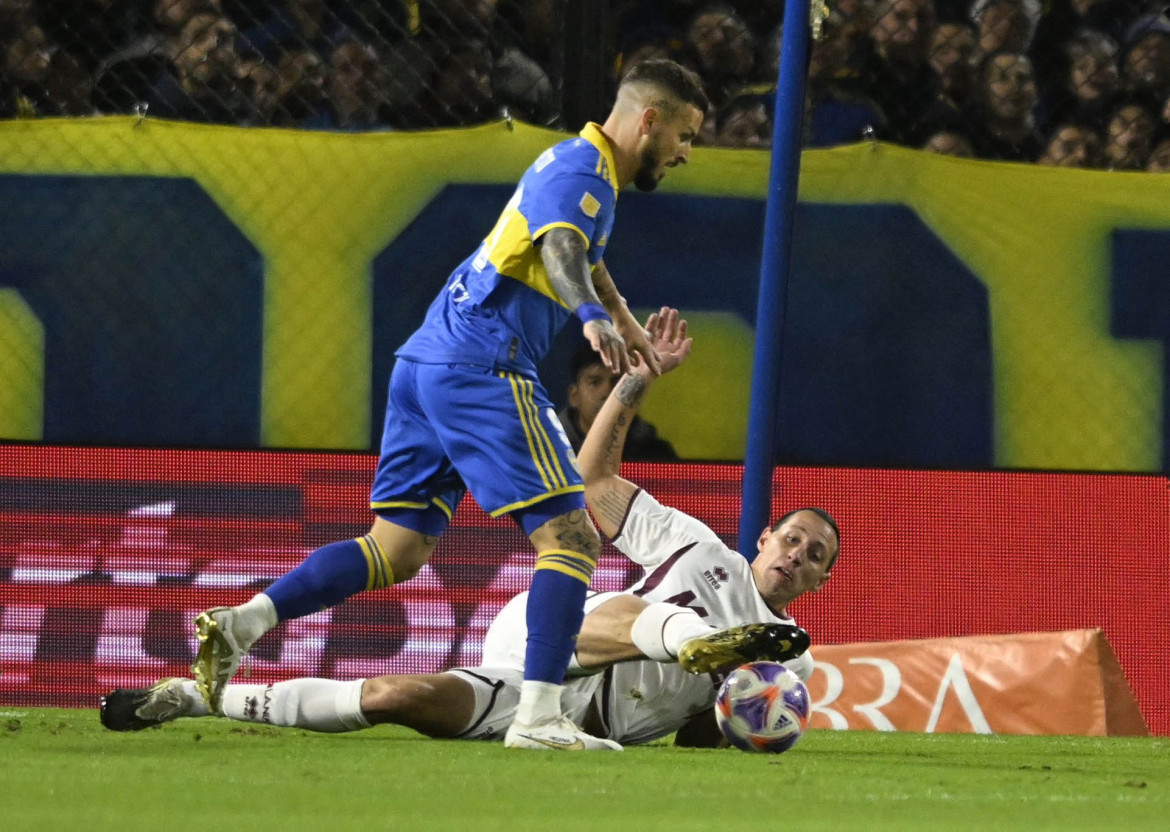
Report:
590,262,623,309
541,228,600,310
615,373,647,407
592,488,630,530
603,413,629,468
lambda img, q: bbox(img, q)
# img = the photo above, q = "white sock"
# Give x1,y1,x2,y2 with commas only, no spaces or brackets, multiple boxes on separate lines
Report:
514,680,562,725
178,679,211,717
219,678,371,733
630,603,714,661
231,593,279,650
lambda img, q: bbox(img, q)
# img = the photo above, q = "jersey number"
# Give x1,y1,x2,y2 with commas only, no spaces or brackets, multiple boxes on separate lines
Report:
662,590,708,619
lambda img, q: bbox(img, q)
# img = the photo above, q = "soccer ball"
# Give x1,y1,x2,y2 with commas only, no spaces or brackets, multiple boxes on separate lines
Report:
714,662,810,753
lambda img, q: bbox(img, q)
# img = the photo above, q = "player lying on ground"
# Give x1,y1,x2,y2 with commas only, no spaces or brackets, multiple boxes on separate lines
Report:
102,309,839,747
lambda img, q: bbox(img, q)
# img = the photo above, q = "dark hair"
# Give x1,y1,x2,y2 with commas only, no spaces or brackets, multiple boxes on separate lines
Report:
620,58,710,115
771,507,841,569
569,339,608,382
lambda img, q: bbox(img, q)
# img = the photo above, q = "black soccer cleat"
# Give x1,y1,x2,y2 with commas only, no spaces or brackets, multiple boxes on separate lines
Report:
100,678,187,732
677,623,811,674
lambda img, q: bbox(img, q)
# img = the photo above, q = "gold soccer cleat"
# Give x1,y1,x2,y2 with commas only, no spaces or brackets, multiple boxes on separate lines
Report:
677,623,810,675
191,607,243,714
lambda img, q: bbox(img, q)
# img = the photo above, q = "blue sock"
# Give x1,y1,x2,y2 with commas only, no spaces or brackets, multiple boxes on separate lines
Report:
524,550,596,684
264,535,393,621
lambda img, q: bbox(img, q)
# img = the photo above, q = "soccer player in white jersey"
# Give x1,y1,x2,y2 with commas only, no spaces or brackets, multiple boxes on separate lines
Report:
101,309,838,747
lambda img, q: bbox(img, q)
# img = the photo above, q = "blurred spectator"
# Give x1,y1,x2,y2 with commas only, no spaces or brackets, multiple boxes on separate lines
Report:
424,38,494,126
928,22,977,106
2,19,56,116
300,36,389,129
969,50,1043,160
968,0,1039,58
1,18,92,117
422,0,498,41
1036,121,1102,166
679,3,757,110
922,128,976,154
1032,0,1140,70
805,12,887,146
497,0,558,73
1145,133,1170,170
241,56,284,122
268,47,329,125
556,341,678,461
146,12,253,123
94,0,224,113
1044,28,1121,133
493,43,554,124
1103,99,1157,169
860,0,941,145
1122,14,1170,103
713,93,770,147
240,0,347,59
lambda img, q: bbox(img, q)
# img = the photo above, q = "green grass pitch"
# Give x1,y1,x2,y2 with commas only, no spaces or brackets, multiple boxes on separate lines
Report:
2,707,1166,831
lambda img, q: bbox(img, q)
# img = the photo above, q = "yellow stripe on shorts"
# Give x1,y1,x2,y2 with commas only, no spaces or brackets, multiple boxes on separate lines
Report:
519,376,570,488
506,372,555,490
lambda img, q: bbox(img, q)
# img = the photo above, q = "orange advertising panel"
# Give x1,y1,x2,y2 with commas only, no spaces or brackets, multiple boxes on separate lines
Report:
806,629,1148,737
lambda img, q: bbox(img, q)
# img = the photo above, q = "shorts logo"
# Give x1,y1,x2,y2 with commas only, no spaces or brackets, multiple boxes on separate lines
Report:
579,192,600,218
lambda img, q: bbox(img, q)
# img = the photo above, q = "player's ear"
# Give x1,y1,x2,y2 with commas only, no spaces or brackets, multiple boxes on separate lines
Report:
756,526,771,552
640,105,657,136
811,571,831,592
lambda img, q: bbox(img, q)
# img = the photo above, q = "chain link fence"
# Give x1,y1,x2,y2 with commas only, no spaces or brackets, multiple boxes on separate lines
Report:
1,0,564,128
1,1,1168,471
4,1,1170,166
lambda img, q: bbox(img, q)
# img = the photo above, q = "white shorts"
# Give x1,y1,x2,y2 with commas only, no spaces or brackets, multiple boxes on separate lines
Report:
445,666,603,741
449,589,719,744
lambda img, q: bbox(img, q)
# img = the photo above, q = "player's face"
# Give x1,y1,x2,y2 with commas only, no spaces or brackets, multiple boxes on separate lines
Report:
751,511,836,608
568,363,618,432
633,103,705,192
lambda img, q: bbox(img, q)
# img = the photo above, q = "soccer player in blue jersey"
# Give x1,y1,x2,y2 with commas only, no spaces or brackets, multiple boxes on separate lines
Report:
190,59,710,750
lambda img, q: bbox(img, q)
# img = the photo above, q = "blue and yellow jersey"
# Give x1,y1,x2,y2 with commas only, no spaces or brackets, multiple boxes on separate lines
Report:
396,122,619,377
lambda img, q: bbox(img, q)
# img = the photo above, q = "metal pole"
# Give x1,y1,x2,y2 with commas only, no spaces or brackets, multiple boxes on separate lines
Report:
738,0,815,558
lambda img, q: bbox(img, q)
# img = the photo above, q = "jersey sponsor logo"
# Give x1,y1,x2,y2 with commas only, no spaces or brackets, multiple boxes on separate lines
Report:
703,568,725,590
579,192,601,219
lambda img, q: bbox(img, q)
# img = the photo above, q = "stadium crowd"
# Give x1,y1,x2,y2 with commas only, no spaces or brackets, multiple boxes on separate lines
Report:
4,0,1170,169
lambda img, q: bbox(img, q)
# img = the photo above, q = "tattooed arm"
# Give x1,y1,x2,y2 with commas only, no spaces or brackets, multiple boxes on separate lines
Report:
539,227,630,374
580,307,692,540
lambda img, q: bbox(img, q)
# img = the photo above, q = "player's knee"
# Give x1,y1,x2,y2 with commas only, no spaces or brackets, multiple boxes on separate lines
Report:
367,520,438,584
359,676,421,723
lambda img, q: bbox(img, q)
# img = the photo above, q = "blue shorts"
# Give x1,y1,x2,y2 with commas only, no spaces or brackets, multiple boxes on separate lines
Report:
370,359,585,535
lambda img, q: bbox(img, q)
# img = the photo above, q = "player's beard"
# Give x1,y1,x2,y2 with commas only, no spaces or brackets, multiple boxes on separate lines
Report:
632,144,662,192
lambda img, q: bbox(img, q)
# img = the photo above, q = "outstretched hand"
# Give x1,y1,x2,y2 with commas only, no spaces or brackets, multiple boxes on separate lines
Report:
636,307,692,377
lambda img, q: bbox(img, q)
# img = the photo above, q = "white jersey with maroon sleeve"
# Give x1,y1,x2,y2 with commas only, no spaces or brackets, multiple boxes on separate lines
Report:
455,488,813,745
613,489,808,643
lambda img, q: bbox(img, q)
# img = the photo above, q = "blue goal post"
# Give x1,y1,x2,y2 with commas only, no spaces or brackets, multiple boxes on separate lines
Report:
738,0,822,558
